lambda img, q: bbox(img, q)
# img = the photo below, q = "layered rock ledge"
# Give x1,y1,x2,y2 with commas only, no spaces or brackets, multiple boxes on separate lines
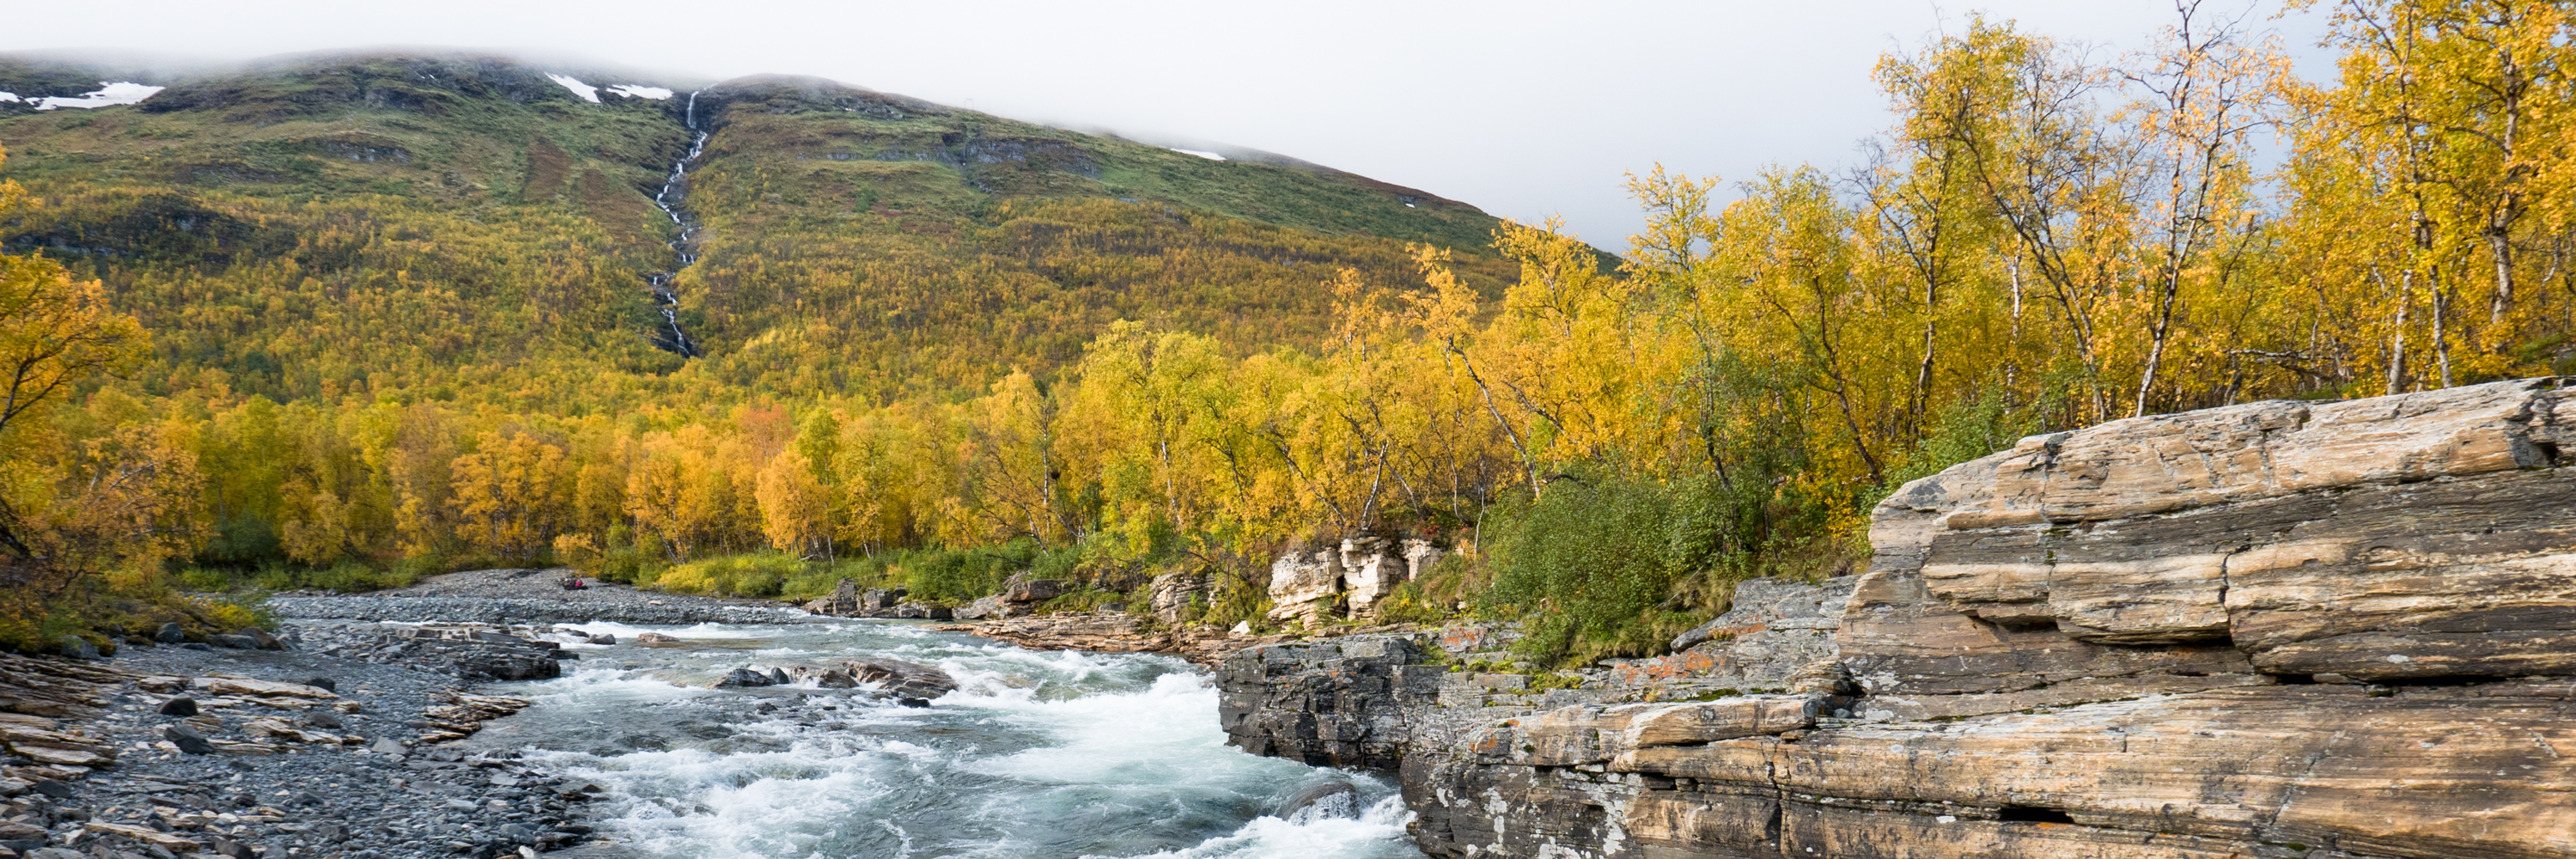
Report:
1218,378,2576,859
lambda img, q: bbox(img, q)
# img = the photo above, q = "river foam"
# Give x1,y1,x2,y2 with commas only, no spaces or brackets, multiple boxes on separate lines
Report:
486,621,1421,858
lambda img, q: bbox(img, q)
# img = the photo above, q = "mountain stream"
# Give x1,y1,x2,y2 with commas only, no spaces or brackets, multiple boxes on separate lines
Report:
459,620,1422,859
643,92,710,357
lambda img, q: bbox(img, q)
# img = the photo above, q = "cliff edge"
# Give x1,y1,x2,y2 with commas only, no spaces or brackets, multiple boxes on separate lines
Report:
1218,377,2576,859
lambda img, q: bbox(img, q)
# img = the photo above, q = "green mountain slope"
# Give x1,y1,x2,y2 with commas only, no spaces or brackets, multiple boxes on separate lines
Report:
0,52,1518,408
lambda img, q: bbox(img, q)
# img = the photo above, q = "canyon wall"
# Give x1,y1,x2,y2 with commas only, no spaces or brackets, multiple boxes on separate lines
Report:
1219,378,2576,859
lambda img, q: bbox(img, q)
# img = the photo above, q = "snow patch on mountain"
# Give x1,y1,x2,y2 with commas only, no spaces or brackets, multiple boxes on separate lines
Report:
0,92,19,103
1171,148,1227,161
547,74,601,103
30,82,162,111
607,84,674,101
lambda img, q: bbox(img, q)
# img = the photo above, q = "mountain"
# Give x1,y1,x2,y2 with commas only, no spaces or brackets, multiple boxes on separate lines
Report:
0,51,1519,408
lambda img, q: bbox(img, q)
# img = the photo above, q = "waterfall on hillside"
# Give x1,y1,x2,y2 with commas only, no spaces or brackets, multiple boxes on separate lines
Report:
645,90,712,357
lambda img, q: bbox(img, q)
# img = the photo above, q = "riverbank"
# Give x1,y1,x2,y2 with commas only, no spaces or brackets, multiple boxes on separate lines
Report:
1209,379,2576,859
1,624,609,859
267,569,812,626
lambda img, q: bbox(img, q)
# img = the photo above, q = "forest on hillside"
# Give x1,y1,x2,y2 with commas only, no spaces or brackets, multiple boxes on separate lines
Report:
3,0,2573,663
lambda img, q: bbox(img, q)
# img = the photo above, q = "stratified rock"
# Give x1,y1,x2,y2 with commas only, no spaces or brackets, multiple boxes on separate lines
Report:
1264,544,1344,626
1215,378,2576,859
1148,571,1205,624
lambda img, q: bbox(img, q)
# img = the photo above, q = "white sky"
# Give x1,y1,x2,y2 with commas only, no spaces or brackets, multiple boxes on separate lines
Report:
0,0,2335,251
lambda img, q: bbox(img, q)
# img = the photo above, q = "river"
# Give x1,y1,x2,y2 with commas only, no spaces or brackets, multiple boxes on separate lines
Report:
458,620,1422,859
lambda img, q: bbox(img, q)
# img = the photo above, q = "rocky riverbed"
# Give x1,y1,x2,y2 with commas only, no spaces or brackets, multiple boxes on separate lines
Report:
0,624,609,859
268,570,809,626
5,576,1427,859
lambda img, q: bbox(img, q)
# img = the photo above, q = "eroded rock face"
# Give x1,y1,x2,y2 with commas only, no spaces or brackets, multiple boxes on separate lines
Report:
1264,535,1446,625
1218,378,2576,859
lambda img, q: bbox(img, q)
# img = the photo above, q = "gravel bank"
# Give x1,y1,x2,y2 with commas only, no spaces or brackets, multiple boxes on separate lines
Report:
268,569,813,626
2,624,617,859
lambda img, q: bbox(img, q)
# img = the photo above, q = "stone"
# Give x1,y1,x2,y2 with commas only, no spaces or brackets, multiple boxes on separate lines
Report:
1278,780,1359,822
157,697,198,717
206,635,258,649
209,838,254,859
952,594,1009,620
163,724,215,754
1002,576,1068,605
634,632,679,643
1264,544,1344,626
715,667,778,688
27,780,72,799
193,677,338,699
301,676,338,691
802,578,862,616
304,709,343,729
154,623,186,643
371,737,407,754
55,635,98,660
235,628,283,650
839,659,957,700
1148,571,1206,624
1214,378,2576,859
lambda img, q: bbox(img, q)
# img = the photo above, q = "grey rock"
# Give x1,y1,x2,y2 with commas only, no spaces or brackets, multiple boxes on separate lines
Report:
207,635,259,649
236,627,283,649
28,779,73,799
158,697,199,716
371,737,407,755
304,709,342,729
163,725,215,755
716,667,778,688
840,659,958,700
57,634,99,660
301,676,338,691
1279,779,1359,821
154,623,186,643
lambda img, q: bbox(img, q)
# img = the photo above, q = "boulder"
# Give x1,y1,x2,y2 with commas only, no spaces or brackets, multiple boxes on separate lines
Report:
55,635,99,660
1278,780,1359,822
236,627,284,649
157,697,198,716
154,622,186,643
802,577,862,616
953,594,1009,620
1002,576,1069,604
163,724,215,755
838,658,957,700
715,667,779,688
635,631,679,643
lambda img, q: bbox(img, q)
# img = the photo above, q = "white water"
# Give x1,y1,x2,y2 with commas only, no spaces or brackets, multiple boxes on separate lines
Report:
642,91,711,357
472,622,1422,859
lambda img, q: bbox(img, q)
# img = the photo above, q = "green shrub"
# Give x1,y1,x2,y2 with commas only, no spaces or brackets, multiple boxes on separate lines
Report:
1480,471,1785,666
657,553,805,598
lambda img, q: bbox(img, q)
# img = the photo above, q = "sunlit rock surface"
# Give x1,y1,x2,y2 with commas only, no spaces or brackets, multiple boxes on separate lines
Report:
1220,377,2576,859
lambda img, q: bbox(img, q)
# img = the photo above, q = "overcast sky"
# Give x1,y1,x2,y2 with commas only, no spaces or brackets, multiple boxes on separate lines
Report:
2,1,2333,250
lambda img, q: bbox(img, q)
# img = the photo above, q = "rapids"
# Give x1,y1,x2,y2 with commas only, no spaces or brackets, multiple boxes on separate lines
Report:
460,620,1423,859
